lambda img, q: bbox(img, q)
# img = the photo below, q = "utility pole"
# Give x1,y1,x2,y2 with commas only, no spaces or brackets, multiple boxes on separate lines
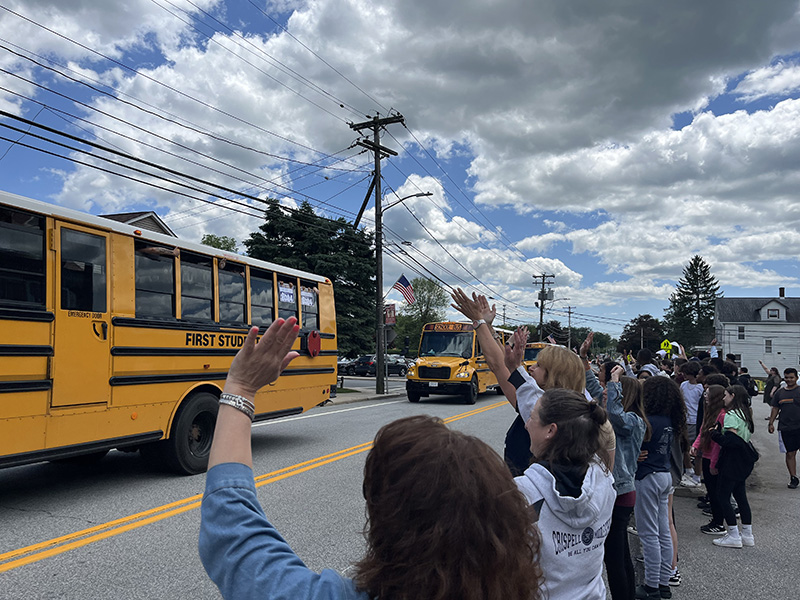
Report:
567,306,573,351
532,274,555,341
502,304,507,327
349,112,404,394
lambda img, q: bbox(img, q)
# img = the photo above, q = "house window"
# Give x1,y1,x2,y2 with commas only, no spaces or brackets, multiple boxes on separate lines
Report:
738,326,745,340
767,308,780,319
733,354,741,366
765,340,772,354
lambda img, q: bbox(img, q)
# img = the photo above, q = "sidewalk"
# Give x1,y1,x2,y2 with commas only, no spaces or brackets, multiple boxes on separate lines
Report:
326,384,406,406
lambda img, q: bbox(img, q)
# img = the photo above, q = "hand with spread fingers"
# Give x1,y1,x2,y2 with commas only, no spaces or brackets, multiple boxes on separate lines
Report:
450,288,495,324
225,318,301,399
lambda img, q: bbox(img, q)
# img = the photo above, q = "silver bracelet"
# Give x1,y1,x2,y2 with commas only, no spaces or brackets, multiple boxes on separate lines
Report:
219,393,255,421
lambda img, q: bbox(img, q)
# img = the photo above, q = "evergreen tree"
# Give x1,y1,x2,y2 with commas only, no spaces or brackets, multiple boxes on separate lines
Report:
664,255,722,349
617,314,666,354
244,201,375,358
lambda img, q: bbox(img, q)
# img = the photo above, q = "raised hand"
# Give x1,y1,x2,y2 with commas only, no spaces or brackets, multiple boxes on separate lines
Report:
450,288,484,321
579,332,594,359
225,318,300,398
504,327,527,371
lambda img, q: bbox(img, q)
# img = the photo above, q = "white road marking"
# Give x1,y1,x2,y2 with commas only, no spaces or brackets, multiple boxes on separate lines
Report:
253,400,406,426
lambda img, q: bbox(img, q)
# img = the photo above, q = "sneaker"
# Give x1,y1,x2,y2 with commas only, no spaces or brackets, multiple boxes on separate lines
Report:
697,500,711,510
702,507,713,517
700,522,726,535
628,524,638,536
680,473,701,487
741,533,755,547
659,585,672,599
669,569,681,586
712,533,743,548
789,476,799,489
635,585,661,600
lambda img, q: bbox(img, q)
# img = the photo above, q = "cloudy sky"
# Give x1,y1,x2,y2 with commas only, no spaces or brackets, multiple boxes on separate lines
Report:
2,0,800,337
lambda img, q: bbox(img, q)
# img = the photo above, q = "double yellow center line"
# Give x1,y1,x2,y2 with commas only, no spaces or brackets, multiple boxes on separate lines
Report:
0,401,505,572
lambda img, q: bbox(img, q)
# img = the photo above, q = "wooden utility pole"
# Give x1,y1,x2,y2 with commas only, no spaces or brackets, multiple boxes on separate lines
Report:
349,113,404,394
533,274,555,341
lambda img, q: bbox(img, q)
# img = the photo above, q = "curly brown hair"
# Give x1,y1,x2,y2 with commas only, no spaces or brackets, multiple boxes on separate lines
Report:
354,415,543,600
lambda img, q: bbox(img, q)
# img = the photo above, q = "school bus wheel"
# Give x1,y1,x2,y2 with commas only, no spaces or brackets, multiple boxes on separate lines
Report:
464,375,478,405
407,390,421,403
164,391,219,475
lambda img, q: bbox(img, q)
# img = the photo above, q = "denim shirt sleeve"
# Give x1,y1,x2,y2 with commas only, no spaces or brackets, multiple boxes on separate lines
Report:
605,381,641,437
199,463,365,600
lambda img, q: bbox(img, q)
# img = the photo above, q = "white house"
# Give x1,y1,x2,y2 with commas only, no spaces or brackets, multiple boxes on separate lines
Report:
714,288,800,376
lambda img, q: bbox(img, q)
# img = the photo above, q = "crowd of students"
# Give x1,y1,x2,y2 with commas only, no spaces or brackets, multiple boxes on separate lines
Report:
195,288,784,599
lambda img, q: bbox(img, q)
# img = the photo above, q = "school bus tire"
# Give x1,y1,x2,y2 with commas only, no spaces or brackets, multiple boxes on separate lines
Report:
464,375,478,404
164,391,219,475
407,390,421,403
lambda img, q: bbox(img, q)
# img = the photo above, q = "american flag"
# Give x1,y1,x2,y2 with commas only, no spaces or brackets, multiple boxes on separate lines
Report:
392,275,415,304
547,335,556,344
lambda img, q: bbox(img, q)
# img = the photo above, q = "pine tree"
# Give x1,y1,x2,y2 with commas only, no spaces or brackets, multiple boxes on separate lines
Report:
244,201,375,357
664,255,722,349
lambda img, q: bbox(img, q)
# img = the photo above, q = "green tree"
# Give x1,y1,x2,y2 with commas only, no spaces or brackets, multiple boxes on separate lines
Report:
243,201,374,358
391,278,449,356
201,233,237,252
664,255,722,349
617,314,666,354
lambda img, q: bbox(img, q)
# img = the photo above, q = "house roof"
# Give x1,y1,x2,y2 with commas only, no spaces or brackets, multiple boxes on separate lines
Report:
100,211,177,237
715,297,800,323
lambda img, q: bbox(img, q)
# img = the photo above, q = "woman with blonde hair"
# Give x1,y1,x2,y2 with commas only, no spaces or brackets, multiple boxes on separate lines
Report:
450,289,611,475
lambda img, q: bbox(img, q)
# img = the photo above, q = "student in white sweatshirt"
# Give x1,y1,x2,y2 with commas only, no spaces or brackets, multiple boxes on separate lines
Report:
514,387,617,600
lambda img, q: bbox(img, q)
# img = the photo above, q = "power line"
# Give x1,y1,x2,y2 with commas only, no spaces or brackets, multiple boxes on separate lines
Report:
246,0,389,113
0,6,354,161
147,0,361,122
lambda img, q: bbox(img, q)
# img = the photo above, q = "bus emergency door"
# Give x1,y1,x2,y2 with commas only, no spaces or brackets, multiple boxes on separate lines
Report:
51,224,111,407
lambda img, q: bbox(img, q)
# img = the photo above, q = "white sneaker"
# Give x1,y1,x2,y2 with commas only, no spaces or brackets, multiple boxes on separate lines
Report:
741,534,755,547
680,474,700,488
713,533,742,548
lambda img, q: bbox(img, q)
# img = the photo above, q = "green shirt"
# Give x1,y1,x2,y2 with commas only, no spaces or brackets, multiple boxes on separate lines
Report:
724,409,752,442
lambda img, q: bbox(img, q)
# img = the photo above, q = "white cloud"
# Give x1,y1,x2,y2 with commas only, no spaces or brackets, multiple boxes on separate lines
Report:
733,60,800,102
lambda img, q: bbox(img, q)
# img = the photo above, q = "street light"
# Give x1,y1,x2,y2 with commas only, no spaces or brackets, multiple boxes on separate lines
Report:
375,191,432,394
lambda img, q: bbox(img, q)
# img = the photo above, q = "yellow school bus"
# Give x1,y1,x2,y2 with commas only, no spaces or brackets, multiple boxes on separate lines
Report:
0,191,336,474
523,342,550,371
405,321,512,404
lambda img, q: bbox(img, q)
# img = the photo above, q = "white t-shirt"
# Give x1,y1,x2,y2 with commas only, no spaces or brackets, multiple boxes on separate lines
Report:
680,381,703,425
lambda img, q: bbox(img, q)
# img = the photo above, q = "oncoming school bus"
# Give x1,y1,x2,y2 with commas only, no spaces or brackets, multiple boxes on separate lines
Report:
0,191,336,475
405,321,512,404
523,342,550,371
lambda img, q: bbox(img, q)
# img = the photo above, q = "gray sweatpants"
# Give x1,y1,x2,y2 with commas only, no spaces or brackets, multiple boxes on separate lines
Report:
634,471,673,588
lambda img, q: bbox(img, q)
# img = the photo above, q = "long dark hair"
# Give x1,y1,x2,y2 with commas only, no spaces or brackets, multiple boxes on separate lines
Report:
699,384,726,452
535,388,608,469
620,376,652,442
355,415,543,600
642,376,689,451
726,385,755,434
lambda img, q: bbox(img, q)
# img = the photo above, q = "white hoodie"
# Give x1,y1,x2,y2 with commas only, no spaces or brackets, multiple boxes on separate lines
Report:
515,461,615,600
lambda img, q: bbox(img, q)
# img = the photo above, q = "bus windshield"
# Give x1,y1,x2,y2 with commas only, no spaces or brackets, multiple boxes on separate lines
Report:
419,331,473,357
524,347,542,362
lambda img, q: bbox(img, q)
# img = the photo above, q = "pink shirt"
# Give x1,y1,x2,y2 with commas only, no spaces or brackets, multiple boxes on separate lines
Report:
692,410,726,470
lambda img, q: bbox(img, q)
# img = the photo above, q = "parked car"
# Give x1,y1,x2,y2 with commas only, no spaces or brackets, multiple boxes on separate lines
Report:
354,354,411,377
337,357,355,375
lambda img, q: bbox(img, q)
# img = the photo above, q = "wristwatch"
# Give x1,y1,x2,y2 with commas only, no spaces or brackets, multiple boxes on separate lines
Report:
472,319,486,329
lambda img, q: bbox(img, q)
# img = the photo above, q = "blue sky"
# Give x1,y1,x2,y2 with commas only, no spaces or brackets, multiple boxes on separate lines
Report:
3,0,800,339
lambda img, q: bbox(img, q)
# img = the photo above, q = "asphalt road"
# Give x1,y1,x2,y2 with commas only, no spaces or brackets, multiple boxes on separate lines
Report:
0,392,796,599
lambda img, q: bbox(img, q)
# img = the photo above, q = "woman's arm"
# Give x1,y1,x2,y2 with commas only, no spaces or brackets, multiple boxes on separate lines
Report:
208,318,300,470
450,289,518,405
758,360,770,376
